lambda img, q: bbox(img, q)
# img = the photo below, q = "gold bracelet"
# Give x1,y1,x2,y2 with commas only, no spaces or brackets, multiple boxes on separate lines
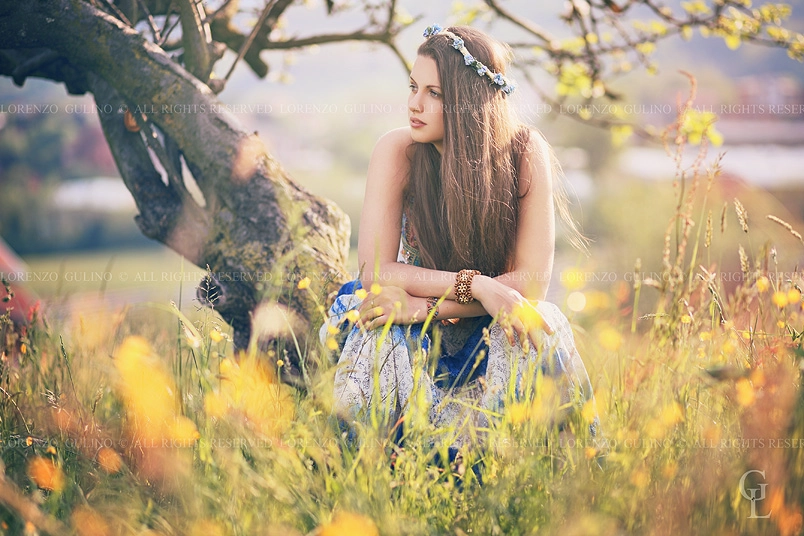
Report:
426,297,439,319
454,269,481,305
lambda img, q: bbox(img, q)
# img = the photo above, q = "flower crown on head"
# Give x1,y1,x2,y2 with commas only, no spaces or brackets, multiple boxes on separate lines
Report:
422,24,517,96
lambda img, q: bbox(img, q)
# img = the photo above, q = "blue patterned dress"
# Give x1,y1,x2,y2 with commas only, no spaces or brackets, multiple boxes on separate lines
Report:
320,212,597,446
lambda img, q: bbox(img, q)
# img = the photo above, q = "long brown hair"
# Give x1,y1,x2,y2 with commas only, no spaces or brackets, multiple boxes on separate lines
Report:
406,26,585,277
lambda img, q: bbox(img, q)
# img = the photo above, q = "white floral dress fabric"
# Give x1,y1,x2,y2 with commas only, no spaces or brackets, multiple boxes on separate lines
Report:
320,214,598,446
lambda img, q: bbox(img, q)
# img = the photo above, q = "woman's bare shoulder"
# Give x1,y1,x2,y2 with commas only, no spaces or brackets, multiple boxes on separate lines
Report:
374,127,415,155
366,128,415,188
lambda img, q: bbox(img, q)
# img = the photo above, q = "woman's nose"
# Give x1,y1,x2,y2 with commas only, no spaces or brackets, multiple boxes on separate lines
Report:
409,93,422,112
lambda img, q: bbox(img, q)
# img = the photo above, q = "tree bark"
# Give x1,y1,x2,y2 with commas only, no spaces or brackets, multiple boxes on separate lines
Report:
0,0,351,374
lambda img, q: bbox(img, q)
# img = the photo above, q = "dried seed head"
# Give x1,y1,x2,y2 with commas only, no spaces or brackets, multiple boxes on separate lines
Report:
766,214,804,243
734,198,749,233
738,244,749,274
720,201,728,234
705,210,713,248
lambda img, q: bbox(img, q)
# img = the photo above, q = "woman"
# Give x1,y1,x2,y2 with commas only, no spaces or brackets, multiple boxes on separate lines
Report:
321,24,596,447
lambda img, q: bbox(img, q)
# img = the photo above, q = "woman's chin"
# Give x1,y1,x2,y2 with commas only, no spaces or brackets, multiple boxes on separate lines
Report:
409,129,438,146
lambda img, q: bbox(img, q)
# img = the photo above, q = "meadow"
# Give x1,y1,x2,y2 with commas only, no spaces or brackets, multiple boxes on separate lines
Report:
1,104,803,536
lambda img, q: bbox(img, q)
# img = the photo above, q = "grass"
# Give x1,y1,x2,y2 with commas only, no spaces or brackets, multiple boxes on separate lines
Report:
2,103,804,535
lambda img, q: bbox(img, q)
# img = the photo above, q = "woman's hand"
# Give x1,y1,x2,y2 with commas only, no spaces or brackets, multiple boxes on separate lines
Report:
357,285,427,331
471,275,554,346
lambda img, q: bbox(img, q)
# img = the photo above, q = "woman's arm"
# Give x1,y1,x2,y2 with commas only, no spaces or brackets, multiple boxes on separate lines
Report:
357,128,477,303
356,128,489,328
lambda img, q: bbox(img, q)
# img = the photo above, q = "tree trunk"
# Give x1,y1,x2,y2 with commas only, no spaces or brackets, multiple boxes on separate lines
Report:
0,0,351,378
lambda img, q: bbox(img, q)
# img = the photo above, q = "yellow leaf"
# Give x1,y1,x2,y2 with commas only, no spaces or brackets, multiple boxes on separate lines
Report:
681,25,693,40
636,42,656,55
611,124,633,147
682,0,710,14
724,34,742,49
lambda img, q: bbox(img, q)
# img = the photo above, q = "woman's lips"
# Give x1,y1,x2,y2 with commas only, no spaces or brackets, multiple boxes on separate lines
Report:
410,117,426,128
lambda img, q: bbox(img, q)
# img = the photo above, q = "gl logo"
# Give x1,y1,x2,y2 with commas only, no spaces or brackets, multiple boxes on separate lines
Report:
739,469,772,519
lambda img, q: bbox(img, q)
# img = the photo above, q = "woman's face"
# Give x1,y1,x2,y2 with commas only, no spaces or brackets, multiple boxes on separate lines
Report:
408,55,445,152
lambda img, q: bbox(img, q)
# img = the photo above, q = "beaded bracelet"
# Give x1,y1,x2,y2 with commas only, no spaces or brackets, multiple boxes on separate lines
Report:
454,269,481,305
426,297,440,319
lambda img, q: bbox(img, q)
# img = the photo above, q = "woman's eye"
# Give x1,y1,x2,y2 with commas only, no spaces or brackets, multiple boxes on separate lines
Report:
429,90,441,98
409,84,417,92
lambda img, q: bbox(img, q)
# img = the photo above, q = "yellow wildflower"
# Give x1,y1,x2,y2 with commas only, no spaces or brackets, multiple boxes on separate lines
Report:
507,402,530,425
756,276,770,293
699,331,712,341
28,457,64,492
209,329,223,343
736,378,755,407
661,461,679,480
345,309,360,323
355,288,368,300
788,288,801,304
115,336,199,444
598,327,623,352
204,392,228,418
326,338,339,351
171,416,200,445
681,315,692,324
72,506,110,536
218,355,294,437
97,448,123,474
513,302,548,332
319,512,379,536
219,358,235,376
630,468,650,489
370,283,383,295
772,291,789,308
660,402,684,426
581,398,598,424
297,277,311,290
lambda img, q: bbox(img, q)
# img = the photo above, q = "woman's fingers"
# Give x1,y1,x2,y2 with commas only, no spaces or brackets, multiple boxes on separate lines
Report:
357,305,384,329
513,301,554,335
507,317,525,346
